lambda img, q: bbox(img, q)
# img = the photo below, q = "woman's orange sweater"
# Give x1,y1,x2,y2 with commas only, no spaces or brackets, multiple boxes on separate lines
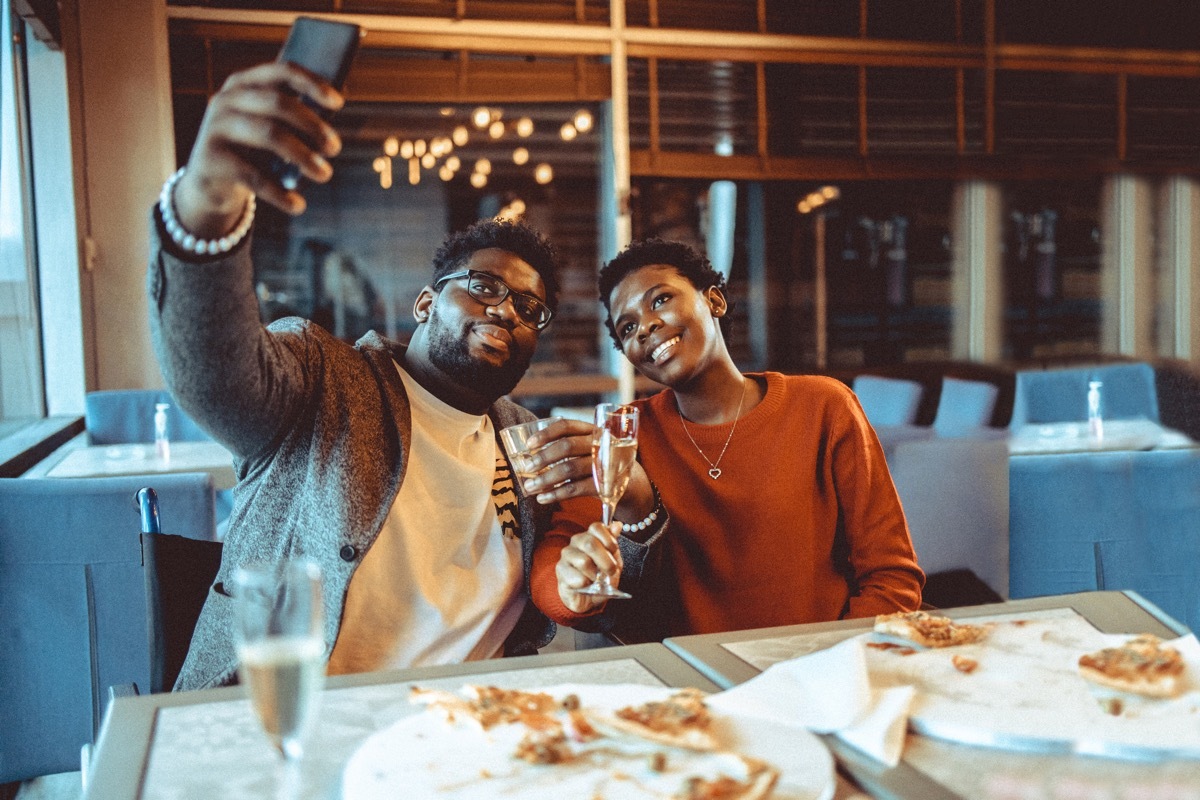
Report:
532,372,924,640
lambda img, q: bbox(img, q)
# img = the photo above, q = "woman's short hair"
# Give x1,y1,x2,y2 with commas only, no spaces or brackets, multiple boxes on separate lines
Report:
597,238,730,347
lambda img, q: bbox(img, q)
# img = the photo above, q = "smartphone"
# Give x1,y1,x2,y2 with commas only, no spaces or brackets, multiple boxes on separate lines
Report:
272,16,363,190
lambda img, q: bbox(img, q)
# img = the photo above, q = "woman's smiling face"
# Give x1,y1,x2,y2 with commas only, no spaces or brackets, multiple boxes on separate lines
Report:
607,263,727,388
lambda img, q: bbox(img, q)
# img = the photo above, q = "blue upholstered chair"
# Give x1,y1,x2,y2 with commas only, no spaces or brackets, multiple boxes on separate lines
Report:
933,377,1000,437
1010,363,1159,428
0,473,215,783
84,389,210,445
851,375,924,427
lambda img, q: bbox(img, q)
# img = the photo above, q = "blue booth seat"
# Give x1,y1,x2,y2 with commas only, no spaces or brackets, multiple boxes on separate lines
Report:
85,389,234,532
0,473,215,783
1010,362,1159,428
852,375,924,428
1009,447,1200,631
84,389,211,446
933,377,1000,437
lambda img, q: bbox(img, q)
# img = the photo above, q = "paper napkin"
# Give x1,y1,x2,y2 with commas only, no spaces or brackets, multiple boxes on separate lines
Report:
707,634,913,766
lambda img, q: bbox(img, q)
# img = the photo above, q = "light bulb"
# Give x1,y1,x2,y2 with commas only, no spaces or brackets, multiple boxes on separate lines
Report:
421,152,435,169
452,126,469,147
489,120,505,139
445,155,461,172
534,163,553,185
470,172,487,188
512,147,529,165
383,136,399,157
400,140,414,160
560,122,578,141
475,158,492,175
414,139,427,158
439,165,454,181
516,117,534,137
573,109,593,133
408,158,420,185
472,107,491,128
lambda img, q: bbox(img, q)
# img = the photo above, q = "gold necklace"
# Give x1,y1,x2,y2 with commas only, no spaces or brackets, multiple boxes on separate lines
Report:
677,378,748,480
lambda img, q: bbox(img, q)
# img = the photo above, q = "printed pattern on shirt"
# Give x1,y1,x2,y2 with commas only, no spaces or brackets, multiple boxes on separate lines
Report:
493,455,520,541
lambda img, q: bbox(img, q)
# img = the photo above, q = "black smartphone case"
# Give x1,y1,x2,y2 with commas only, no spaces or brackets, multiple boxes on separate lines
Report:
272,17,363,189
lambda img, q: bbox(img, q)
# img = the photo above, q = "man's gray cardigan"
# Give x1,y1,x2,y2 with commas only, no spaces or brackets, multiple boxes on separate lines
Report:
147,221,558,690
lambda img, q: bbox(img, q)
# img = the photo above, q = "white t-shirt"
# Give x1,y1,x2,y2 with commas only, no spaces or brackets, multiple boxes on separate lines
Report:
326,363,525,674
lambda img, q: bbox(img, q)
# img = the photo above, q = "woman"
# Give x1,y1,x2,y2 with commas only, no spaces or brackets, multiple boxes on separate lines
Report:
529,239,924,641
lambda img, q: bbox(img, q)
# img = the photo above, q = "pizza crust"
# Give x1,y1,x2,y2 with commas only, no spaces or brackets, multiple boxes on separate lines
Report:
874,610,989,648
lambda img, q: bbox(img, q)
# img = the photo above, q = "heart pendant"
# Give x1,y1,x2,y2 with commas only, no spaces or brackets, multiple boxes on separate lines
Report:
708,467,722,479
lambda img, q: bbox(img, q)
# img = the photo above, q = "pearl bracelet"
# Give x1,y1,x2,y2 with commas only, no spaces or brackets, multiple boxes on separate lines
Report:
620,490,663,534
158,166,256,257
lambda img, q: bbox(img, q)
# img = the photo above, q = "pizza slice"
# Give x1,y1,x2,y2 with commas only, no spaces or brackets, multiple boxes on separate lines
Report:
873,610,989,648
1077,634,1186,699
586,687,720,751
409,685,565,730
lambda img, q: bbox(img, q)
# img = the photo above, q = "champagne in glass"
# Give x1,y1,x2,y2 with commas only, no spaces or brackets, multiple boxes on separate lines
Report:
578,403,638,599
234,559,325,766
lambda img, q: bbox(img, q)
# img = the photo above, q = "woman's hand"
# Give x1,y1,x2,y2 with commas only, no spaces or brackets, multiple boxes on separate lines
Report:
174,62,344,237
555,521,624,613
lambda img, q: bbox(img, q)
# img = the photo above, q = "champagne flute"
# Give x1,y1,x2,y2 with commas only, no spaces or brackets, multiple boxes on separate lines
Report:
578,402,638,599
233,558,325,785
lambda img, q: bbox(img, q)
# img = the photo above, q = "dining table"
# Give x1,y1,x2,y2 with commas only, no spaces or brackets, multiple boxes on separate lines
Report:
1007,417,1196,455
83,642,863,800
42,440,237,490
664,590,1196,800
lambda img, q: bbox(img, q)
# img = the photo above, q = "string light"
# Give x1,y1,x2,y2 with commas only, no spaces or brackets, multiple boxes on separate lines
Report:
420,152,435,169
560,122,578,141
488,120,505,139
516,117,534,137
408,158,420,185
445,155,461,172
472,107,491,128
414,139,427,158
452,126,469,147
439,165,454,181
383,136,399,157
470,172,487,188
512,147,529,165
400,140,414,160
475,158,492,176
534,163,553,185
573,109,593,133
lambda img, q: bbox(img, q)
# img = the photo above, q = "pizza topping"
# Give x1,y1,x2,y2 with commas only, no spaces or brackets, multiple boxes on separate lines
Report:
874,610,990,648
410,685,561,729
952,655,978,674
514,728,572,765
1078,634,1186,699
616,688,711,736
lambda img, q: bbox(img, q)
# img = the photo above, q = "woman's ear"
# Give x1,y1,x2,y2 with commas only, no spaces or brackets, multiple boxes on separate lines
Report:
705,286,728,318
413,289,434,323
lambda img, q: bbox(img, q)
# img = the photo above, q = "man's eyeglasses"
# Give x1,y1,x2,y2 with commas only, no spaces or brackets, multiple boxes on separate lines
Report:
433,270,554,331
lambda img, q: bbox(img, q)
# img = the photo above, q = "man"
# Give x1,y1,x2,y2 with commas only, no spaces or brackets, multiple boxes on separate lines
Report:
149,61,634,690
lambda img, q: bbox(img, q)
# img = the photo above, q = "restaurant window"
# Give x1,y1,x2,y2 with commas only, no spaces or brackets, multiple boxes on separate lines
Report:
1001,179,1103,361
0,5,46,440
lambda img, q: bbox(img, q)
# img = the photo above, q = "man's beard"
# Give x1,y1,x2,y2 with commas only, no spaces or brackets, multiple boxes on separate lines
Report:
425,313,533,401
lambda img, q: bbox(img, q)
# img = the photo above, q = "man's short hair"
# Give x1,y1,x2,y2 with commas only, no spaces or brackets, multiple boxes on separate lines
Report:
597,238,730,348
431,219,561,312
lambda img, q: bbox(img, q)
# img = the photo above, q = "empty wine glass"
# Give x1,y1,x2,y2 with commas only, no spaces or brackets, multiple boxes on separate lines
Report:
233,558,325,789
578,402,638,599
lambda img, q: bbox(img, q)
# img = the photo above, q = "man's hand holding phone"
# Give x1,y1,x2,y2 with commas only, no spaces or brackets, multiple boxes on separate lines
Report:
171,18,362,241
